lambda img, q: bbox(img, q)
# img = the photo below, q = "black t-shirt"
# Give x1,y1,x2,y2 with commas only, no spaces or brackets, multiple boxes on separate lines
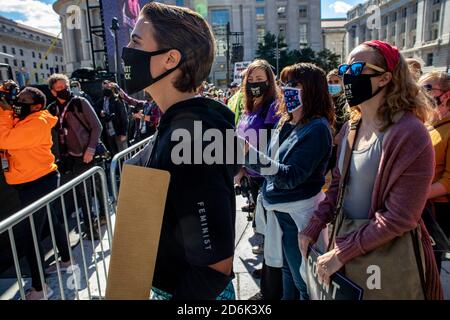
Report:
148,97,239,299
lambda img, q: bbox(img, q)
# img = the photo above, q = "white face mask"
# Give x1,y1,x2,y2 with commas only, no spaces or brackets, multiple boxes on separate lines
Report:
71,88,81,96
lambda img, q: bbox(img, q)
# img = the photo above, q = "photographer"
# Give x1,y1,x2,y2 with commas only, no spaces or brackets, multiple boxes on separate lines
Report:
97,81,129,155
0,84,71,300
47,74,103,240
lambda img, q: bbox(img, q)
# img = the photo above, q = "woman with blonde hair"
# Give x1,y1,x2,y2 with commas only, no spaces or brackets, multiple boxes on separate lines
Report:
419,71,450,273
299,40,443,299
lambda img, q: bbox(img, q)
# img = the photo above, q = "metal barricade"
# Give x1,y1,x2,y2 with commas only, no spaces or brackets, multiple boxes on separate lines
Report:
109,136,152,204
0,167,113,300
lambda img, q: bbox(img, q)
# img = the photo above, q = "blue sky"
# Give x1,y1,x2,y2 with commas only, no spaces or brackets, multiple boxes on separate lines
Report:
0,0,365,35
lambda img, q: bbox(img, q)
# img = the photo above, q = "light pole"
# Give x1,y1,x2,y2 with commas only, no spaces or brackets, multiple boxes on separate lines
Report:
276,32,279,78
111,17,121,86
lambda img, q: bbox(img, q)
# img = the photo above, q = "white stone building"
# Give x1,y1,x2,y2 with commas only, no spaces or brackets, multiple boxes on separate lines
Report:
0,16,64,85
345,0,450,72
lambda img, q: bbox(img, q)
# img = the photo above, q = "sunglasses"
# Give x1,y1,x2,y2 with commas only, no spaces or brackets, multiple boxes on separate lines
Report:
422,84,443,92
338,61,386,76
281,80,298,88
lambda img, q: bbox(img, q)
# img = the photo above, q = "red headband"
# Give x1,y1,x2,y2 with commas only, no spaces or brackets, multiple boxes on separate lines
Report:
363,40,400,72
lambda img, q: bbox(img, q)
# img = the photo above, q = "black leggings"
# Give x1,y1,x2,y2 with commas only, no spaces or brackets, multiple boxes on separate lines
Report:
14,171,70,291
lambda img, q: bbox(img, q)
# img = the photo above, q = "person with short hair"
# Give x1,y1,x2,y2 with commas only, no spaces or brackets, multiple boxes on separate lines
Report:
47,73,103,240
122,2,239,300
70,80,94,106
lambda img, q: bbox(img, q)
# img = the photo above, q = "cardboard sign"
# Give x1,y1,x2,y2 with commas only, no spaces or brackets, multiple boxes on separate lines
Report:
305,246,363,300
106,164,170,300
233,61,251,84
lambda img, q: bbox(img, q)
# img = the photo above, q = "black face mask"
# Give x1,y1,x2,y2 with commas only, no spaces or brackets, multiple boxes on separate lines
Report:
246,81,269,98
122,47,184,95
103,89,113,97
55,88,71,101
12,102,35,120
343,74,384,107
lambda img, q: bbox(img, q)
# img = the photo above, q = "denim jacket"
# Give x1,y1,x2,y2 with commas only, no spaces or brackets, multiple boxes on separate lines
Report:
245,117,332,204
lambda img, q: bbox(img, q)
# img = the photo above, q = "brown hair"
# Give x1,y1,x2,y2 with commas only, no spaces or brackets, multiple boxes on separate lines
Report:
348,45,434,129
18,87,47,108
141,2,215,93
48,73,69,90
327,68,339,80
279,63,335,128
242,59,280,114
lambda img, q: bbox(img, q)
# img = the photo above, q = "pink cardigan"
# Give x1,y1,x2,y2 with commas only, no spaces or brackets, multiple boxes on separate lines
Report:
301,112,443,300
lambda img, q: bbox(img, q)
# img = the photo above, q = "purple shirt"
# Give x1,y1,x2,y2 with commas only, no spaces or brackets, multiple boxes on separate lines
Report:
237,100,279,176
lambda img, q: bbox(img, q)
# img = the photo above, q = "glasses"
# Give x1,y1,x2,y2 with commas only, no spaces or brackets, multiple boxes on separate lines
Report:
338,61,386,76
422,84,443,92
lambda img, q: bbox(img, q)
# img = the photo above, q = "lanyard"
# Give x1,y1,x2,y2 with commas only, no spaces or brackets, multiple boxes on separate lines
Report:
59,98,75,129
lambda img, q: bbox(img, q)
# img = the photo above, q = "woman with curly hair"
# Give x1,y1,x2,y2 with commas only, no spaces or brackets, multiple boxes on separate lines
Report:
299,40,443,299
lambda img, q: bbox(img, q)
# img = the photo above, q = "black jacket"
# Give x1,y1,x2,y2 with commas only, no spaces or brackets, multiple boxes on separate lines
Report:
96,96,129,137
147,97,241,299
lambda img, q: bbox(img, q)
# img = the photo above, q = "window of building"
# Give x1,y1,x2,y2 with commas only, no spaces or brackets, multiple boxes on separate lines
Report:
61,65,64,72
13,59,17,67
392,12,397,22
413,2,418,13
299,5,308,18
19,49,23,56
11,47,15,54
426,53,433,66
38,53,42,59
432,9,440,22
256,7,265,21
55,55,58,61
382,16,388,26
257,25,265,44
402,7,407,18
299,23,308,47
21,60,25,67
40,63,43,69
413,35,416,44
33,62,37,68
391,25,396,36
4,58,8,64
46,64,49,70
60,56,63,62
2,45,6,53
32,51,35,58
41,73,44,80
402,38,406,48
401,22,406,33
35,73,38,83
433,0,441,4
412,19,417,30
277,6,286,19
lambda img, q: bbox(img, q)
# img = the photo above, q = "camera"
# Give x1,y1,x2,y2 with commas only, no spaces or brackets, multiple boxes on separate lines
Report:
0,80,19,106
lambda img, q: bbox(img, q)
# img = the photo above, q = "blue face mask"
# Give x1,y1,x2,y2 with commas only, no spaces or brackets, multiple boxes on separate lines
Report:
328,84,343,95
283,87,303,113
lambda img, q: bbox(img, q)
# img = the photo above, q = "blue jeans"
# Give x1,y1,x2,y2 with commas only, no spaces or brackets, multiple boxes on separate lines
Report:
274,211,309,300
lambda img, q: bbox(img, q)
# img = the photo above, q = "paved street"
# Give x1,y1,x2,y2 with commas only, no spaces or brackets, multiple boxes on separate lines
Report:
0,193,448,300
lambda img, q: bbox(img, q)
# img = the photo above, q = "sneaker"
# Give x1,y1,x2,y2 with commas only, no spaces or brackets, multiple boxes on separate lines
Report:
25,286,54,300
46,261,76,275
252,244,264,255
248,292,263,300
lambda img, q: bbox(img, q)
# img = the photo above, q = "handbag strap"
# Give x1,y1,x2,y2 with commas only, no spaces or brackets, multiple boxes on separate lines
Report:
428,119,450,131
327,120,360,251
410,229,427,300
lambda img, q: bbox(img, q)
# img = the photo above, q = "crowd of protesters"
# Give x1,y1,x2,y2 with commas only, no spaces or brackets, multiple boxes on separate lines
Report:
0,1,449,301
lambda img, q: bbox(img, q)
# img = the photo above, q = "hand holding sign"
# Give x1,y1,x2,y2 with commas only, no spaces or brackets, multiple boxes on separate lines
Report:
316,249,344,286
